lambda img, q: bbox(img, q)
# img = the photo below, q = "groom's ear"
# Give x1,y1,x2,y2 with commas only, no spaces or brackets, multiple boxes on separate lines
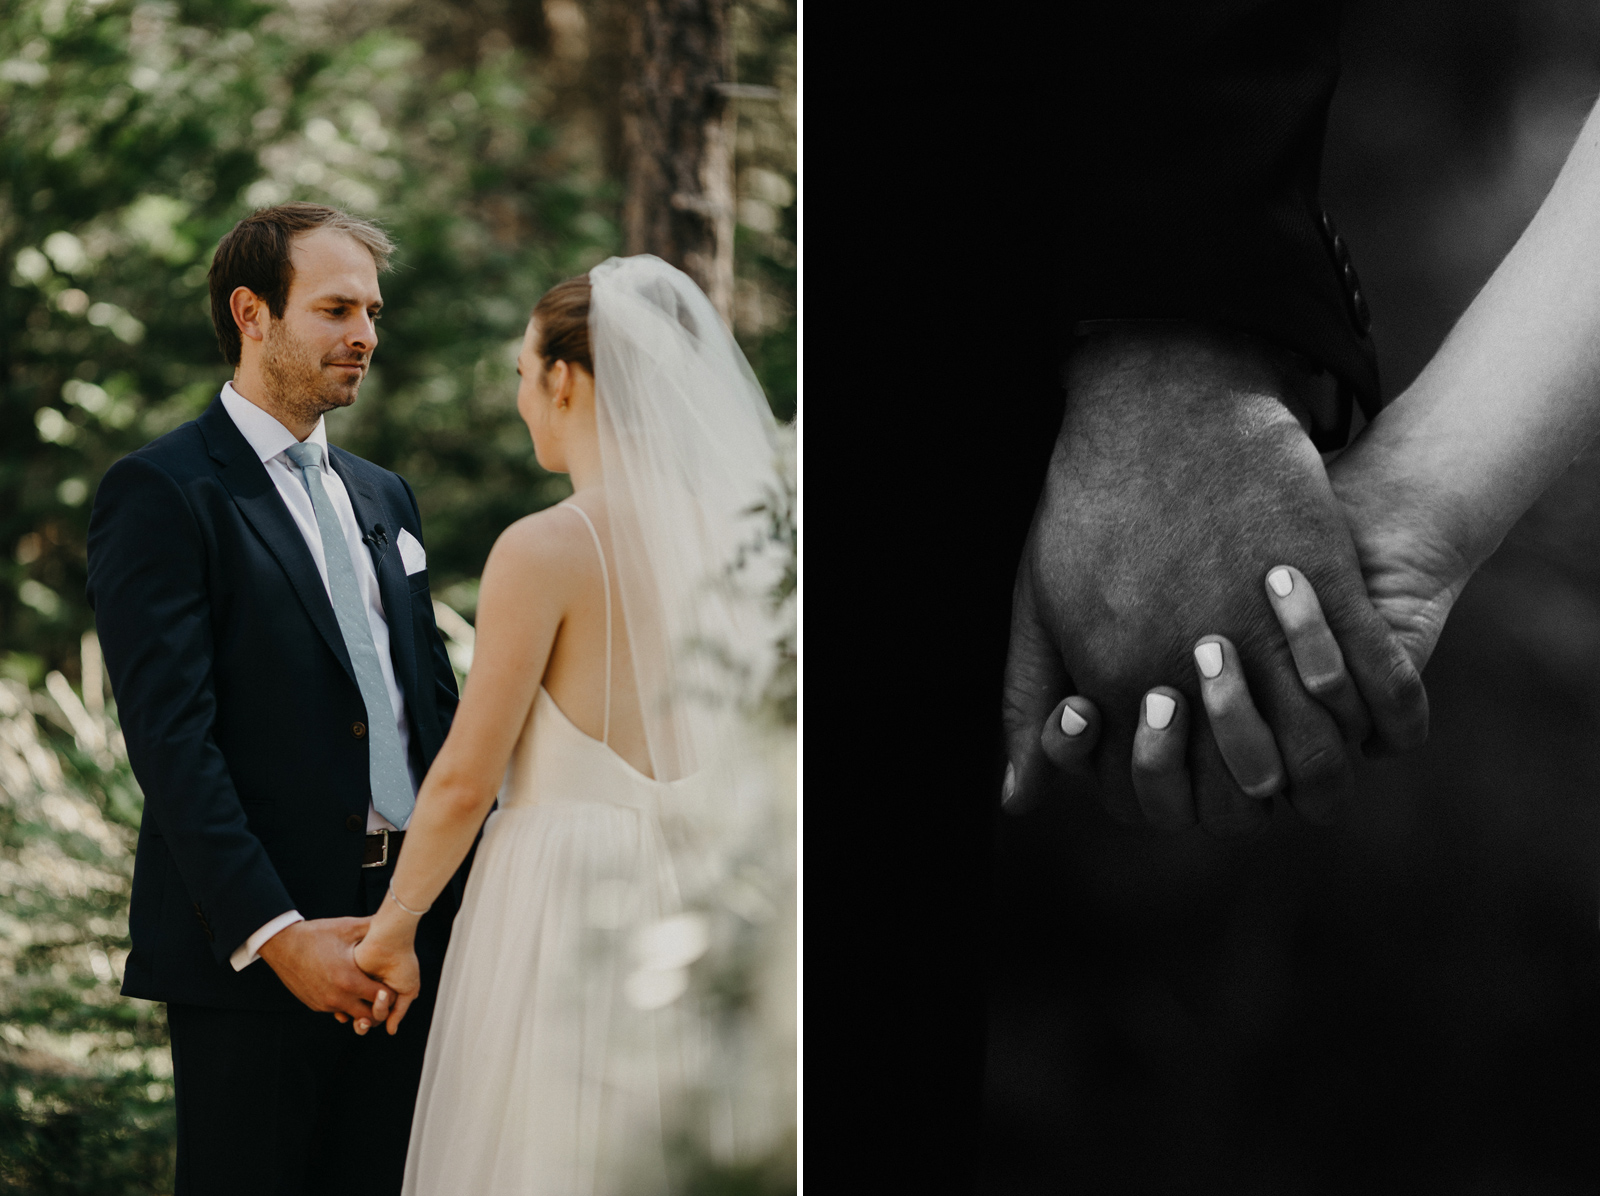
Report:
230,286,269,347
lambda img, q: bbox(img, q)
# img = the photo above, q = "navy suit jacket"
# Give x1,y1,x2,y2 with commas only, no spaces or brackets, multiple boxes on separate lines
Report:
86,395,463,1010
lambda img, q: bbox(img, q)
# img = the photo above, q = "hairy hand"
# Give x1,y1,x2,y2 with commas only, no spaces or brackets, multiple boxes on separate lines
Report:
258,916,387,1023
1002,326,1427,833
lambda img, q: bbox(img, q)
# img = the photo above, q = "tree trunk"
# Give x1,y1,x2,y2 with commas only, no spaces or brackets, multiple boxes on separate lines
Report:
618,0,734,325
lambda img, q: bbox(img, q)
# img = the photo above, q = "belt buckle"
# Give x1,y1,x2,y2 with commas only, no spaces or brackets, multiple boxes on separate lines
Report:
363,828,389,869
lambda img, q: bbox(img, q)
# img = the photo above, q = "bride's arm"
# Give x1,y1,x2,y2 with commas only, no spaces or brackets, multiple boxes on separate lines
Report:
354,512,578,1031
1332,94,1600,669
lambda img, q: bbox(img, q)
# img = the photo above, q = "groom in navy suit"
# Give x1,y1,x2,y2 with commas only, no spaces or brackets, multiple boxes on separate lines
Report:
87,204,465,1195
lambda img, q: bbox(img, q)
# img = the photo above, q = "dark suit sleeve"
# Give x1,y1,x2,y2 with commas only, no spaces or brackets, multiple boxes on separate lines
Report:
87,455,295,964
1057,0,1376,447
398,474,460,735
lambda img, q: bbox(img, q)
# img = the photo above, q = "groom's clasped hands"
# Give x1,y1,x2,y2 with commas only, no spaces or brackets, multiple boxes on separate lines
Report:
1002,324,1467,832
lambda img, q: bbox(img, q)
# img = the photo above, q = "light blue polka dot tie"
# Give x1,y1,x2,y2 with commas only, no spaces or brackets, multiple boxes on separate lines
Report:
285,441,415,829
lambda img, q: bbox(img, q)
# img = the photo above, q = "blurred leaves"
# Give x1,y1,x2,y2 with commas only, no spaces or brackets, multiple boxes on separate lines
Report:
1,0,795,684
0,656,174,1193
1,0,612,655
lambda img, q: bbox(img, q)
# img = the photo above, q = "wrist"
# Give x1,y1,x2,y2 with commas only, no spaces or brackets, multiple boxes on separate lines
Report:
1066,320,1330,441
370,903,419,948
1332,417,1481,588
255,919,302,965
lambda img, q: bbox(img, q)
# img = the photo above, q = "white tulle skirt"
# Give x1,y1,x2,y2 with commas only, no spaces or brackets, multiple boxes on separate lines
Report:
402,690,690,1196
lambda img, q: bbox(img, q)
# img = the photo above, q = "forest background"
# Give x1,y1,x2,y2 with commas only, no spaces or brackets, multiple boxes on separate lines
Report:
0,0,797,1191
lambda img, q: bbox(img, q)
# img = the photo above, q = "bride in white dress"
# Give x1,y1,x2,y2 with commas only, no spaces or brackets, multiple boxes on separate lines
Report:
350,255,785,1193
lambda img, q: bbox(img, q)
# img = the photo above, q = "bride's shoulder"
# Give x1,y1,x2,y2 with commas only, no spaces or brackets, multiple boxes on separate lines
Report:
481,501,600,592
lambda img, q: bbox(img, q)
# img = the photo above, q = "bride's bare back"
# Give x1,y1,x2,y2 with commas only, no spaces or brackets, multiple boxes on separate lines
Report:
523,494,652,777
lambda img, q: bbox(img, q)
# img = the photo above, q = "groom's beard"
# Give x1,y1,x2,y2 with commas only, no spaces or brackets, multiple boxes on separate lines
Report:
261,321,367,427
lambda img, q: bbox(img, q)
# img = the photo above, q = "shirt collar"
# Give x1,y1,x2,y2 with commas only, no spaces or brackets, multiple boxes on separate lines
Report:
219,381,329,465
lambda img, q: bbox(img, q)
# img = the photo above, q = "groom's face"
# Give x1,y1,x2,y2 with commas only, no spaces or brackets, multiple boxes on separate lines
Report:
261,227,383,424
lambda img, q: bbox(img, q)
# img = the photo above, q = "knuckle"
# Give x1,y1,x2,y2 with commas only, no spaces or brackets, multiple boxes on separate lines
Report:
1289,739,1349,791
1375,653,1425,712
1302,668,1347,700
1286,738,1337,783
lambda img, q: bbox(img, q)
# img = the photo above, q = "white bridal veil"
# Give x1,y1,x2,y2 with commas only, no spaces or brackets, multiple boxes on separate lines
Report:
591,254,785,783
590,254,792,1168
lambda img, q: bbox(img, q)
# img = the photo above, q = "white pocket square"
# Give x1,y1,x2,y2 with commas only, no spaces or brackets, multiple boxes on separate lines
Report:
397,527,427,575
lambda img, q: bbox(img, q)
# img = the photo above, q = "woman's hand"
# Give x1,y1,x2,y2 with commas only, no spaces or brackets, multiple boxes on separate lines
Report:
1030,562,1409,829
1325,433,1472,678
351,924,421,1036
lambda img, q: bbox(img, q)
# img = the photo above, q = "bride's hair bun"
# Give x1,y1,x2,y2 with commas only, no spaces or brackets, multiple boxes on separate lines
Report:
531,275,592,375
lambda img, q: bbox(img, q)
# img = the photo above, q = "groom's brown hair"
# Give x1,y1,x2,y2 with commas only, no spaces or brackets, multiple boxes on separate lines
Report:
208,203,394,366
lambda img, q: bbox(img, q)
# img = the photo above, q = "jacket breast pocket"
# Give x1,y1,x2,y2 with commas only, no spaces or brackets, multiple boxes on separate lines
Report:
407,568,429,595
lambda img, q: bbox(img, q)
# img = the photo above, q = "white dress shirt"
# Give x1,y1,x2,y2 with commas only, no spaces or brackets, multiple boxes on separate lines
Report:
219,382,419,970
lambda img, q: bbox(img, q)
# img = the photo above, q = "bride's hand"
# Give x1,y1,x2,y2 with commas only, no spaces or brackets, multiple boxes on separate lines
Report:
1037,564,1395,827
1325,436,1470,678
352,931,421,1036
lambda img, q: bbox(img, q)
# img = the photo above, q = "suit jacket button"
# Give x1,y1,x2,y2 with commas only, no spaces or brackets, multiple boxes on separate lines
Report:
345,814,364,834
352,721,367,738
1352,288,1372,332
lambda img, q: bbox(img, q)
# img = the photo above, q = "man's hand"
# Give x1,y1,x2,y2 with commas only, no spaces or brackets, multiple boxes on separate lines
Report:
258,916,387,1022
1002,325,1428,833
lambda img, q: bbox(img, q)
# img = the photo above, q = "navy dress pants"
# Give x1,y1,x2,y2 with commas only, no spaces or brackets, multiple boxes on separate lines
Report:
168,861,450,1196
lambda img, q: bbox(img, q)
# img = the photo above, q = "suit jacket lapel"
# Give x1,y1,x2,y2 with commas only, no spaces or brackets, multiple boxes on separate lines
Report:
336,452,422,713
198,400,358,687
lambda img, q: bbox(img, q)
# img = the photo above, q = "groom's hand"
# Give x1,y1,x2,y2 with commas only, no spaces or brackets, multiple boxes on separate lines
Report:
1002,324,1428,833
258,916,387,1022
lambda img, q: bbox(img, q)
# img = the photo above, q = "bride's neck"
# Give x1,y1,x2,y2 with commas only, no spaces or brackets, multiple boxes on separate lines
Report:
564,437,603,494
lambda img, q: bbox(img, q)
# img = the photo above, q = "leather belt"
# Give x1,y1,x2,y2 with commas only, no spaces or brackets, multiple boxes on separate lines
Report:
362,828,404,868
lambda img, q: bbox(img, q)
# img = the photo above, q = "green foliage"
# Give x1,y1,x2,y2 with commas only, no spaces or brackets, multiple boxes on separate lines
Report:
0,2,796,1190
0,665,173,1193
729,0,796,423
1,0,616,675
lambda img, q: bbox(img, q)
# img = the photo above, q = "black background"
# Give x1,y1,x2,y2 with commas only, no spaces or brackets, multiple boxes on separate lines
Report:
980,3,1600,1192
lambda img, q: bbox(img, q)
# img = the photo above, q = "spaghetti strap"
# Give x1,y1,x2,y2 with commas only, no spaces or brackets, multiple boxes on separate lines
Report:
563,503,611,746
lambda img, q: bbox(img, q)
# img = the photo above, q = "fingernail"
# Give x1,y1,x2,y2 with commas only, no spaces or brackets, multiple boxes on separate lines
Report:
1195,641,1224,679
1267,568,1294,598
1145,693,1176,730
1001,762,1016,806
357,1019,369,1032
1060,704,1088,736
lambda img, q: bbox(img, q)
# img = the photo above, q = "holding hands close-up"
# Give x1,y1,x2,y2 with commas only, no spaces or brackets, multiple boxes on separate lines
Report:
1011,88,1600,833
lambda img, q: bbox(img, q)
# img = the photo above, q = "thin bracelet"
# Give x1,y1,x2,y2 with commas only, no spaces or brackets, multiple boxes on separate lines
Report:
388,879,430,917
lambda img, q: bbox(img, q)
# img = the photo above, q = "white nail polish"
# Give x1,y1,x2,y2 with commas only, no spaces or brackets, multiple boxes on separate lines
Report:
1268,568,1293,598
1195,642,1224,679
1145,693,1176,730
1060,705,1088,736
1001,762,1016,805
